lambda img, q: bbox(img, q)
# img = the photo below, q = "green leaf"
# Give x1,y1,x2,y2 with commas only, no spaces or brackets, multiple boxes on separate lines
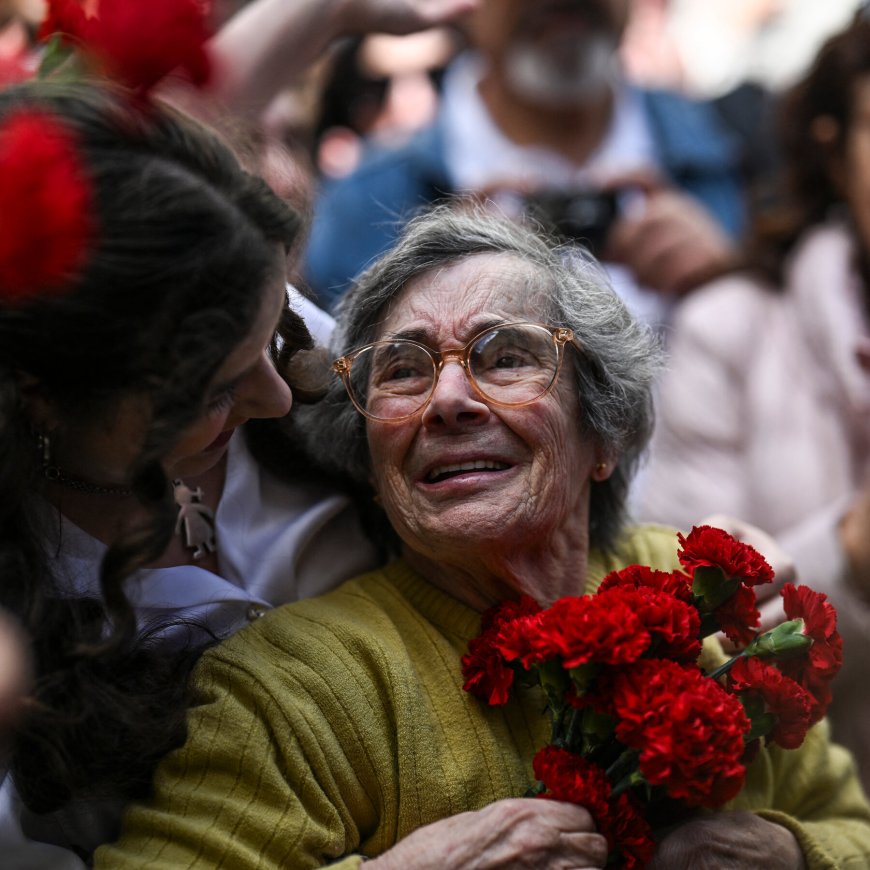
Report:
37,34,74,79
692,565,741,610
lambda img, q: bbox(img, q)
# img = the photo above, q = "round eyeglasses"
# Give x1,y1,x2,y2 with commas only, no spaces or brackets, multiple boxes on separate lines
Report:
332,321,575,422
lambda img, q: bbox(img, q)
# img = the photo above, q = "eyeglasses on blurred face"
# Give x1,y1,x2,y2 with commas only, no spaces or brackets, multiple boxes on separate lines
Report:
333,321,575,422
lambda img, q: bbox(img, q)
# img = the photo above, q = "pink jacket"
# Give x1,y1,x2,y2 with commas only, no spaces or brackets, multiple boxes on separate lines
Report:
635,220,870,788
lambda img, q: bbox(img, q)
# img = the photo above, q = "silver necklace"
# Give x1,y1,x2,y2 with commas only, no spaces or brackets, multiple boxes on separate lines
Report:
43,465,134,497
43,463,217,559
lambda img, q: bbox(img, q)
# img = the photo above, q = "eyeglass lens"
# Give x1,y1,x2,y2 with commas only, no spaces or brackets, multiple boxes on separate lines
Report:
349,323,561,420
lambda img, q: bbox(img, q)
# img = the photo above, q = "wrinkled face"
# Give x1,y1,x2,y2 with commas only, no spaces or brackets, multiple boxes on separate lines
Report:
843,76,870,258
365,252,599,563
468,0,630,104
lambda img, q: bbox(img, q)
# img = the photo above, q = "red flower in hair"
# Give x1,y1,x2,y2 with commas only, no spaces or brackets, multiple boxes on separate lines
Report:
612,659,750,807
39,0,212,96
729,656,815,749
678,525,775,587
0,110,93,300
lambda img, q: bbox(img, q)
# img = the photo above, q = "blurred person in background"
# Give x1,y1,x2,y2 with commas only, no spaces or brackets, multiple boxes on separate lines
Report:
304,0,755,328
635,7,870,792
313,26,462,178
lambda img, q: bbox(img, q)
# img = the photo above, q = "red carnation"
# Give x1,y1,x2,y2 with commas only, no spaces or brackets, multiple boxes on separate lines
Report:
462,595,543,705
778,584,843,722
712,583,761,647
534,746,655,868
599,564,694,603
608,793,657,870
595,585,701,664
40,0,212,96
678,525,775,587
480,594,542,632
461,633,515,706
0,111,92,300
612,659,750,807
729,656,815,749
534,745,613,819
534,594,650,669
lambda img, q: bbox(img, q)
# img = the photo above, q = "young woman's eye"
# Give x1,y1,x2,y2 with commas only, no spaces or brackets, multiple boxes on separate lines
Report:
207,385,237,415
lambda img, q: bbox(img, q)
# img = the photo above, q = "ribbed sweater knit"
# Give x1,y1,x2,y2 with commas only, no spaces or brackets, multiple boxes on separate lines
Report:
96,525,870,869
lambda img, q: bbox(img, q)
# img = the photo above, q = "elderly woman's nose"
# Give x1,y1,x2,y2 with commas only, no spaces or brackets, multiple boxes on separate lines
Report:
421,361,490,429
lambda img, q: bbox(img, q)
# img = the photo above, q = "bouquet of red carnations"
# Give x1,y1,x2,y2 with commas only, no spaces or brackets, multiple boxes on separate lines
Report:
461,525,843,868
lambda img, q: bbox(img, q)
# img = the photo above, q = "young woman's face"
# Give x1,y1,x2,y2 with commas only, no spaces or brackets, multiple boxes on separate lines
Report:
165,272,293,478
52,272,292,485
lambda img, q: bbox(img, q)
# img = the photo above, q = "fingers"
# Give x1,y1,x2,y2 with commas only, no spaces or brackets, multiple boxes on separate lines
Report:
368,798,608,869
605,189,737,296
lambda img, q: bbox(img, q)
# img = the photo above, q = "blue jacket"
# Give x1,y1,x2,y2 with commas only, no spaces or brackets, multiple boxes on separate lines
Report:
304,87,749,311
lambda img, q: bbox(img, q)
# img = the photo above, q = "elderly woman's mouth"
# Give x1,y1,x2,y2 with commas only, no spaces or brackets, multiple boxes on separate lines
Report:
424,460,512,484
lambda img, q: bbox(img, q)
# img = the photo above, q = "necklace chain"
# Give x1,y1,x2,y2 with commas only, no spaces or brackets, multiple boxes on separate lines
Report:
42,463,217,558
43,465,134,497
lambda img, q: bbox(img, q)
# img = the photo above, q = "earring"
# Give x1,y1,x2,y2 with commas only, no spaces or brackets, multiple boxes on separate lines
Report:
35,431,52,470
594,462,608,480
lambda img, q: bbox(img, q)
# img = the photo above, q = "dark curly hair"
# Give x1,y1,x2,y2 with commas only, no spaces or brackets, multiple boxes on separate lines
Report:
744,12,870,285
0,80,307,843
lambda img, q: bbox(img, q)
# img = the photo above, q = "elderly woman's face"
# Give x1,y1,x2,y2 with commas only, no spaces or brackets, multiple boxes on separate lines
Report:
366,252,601,564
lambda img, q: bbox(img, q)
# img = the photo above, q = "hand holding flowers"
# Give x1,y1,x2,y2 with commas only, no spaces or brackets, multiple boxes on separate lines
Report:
461,525,843,868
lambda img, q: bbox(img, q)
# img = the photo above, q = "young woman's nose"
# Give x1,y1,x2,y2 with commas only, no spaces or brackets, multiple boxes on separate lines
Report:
236,353,293,420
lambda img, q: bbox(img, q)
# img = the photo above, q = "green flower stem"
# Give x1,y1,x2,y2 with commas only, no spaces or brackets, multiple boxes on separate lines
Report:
563,707,584,752
611,769,645,799
708,653,744,682
606,747,637,783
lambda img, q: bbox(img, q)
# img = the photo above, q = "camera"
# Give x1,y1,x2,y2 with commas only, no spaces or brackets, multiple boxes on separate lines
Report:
522,188,619,257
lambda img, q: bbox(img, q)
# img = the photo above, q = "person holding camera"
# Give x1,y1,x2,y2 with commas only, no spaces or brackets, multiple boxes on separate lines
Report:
304,0,751,327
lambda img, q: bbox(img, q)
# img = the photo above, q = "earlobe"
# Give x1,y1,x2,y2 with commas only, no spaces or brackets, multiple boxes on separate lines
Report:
592,459,612,482
14,371,60,433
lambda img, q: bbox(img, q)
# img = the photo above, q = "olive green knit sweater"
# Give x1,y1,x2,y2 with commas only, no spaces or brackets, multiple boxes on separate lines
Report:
97,525,870,869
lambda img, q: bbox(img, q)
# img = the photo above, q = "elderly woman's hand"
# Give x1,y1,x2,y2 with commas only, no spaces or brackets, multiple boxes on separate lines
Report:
648,811,806,869
367,797,608,869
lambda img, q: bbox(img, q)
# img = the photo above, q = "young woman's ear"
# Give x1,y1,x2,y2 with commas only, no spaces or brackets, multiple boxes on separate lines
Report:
14,371,60,434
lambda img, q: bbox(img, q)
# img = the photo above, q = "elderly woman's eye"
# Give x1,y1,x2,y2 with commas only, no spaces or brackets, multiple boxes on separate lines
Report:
493,350,532,369
386,364,419,380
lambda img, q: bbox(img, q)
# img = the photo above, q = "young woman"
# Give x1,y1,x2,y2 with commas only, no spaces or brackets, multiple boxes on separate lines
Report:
0,80,378,864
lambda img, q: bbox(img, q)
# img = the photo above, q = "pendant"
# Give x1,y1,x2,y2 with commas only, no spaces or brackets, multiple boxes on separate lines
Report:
173,479,217,560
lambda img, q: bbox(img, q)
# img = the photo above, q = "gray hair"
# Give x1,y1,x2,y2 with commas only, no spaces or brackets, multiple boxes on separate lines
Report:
298,203,662,551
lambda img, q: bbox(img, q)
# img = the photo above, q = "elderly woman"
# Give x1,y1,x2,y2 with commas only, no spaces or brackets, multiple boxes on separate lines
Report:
96,207,870,869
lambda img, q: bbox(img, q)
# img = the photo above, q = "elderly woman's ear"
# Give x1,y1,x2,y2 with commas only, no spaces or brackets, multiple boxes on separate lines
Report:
591,458,613,482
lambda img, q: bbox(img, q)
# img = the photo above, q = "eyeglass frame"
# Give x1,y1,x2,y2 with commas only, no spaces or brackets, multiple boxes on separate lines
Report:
332,321,576,423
